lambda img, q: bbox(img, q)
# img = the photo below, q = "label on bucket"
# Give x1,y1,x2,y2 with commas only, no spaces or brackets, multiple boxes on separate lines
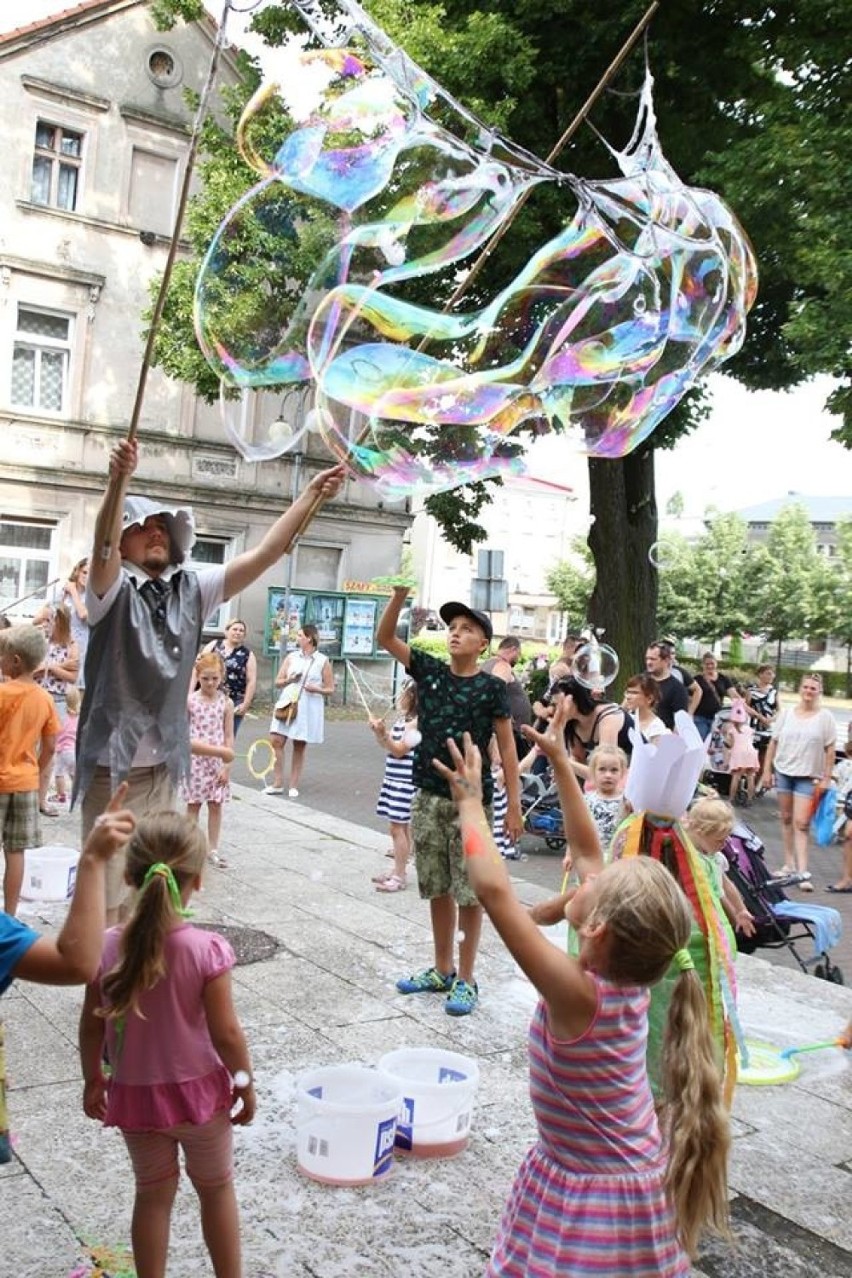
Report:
438,1067,466,1084
307,1085,323,1098
373,1116,396,1177
395,1096,415,1151
66,864,77,899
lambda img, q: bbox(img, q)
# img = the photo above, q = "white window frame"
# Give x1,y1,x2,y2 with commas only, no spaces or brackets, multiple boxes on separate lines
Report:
293,541,345,592
30,118,84,212
187,535,233,632
0,519,57,616
11,304,74,417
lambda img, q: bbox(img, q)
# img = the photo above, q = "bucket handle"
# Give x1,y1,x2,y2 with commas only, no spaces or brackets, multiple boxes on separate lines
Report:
396,1089,475,1132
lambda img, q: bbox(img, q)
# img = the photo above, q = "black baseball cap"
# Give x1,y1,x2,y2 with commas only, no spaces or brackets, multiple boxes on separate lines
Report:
439,601,493,643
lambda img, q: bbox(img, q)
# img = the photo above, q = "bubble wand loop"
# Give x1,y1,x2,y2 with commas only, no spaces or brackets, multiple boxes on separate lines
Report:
279,0,661,552
98,0,233,561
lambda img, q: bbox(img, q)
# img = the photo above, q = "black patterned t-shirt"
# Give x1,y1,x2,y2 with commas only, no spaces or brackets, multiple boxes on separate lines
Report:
407,648,510,803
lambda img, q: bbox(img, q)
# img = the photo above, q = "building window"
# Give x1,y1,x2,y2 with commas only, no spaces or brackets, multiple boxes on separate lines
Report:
296,545,342,591
188,536,231,630
30,121,83,211
11,307,73,414
146,46,183,89
0,521,55,613
128,147,178,236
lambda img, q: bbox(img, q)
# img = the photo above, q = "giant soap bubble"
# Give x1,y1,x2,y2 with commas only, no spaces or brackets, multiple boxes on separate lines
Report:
195,0,757,497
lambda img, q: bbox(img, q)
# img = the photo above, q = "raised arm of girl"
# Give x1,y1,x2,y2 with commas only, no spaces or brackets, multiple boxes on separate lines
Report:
433,734,598,1041
521,696,603,885
436,735,731,1263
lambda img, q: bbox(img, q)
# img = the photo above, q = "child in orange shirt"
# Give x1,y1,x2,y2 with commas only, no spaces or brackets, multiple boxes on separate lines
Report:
0,625,61,915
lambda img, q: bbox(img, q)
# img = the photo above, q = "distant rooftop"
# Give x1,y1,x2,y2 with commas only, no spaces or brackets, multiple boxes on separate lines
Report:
735,494,852,523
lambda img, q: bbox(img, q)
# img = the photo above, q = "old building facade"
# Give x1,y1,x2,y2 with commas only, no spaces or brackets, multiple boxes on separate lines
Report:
0,0,408,681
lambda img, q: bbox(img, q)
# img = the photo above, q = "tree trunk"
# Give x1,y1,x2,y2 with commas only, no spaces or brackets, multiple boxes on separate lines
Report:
587,449,658,697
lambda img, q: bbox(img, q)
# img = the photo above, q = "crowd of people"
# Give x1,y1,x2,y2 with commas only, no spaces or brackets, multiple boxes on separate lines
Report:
1,436,850,1276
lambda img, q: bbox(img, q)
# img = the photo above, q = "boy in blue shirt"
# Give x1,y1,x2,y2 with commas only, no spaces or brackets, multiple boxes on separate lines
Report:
377,588,522,1014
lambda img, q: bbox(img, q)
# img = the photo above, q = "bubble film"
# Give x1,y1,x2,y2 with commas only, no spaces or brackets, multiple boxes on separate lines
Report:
194,0,757,496
571,642,620,693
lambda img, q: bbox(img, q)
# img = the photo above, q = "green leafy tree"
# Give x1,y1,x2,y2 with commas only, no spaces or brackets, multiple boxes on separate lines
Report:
149,0,852,680
654,530,702,639
546,538,595,632
748,504,823,667
665,491,685,519
814,518,852,696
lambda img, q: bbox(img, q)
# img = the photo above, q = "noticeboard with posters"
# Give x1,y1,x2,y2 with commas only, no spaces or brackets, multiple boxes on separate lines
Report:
265,586,409,661
264,588,347,658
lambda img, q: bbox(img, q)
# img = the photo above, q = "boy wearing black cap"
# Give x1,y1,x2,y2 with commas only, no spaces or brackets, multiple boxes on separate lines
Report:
377,587,522,1015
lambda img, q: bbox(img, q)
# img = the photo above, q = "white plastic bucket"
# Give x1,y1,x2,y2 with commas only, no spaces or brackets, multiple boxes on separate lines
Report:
21,845,79,902
295,1065,403,1186
377,1047,480,1158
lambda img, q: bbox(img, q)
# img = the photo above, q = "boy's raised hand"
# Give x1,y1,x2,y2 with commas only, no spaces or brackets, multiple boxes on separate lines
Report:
522,694,571,763
432,733,483,806
84,782,136,861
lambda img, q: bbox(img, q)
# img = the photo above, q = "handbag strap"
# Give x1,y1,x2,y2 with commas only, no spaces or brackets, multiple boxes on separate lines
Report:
293,654,315,696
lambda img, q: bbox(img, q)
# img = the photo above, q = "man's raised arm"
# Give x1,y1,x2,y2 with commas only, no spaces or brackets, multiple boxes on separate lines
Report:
223,464,346,599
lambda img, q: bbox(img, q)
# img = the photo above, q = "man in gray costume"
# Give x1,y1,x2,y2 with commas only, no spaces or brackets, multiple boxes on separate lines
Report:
76,438,345,920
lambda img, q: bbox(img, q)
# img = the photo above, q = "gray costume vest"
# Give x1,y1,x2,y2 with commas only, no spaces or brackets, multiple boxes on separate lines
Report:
73,570,204,801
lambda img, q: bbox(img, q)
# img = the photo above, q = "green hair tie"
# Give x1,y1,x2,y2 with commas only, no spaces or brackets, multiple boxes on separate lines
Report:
141,862,192,918
673,947,695,973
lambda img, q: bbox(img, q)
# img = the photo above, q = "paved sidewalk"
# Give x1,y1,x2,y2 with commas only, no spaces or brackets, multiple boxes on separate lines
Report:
3,786,852,1277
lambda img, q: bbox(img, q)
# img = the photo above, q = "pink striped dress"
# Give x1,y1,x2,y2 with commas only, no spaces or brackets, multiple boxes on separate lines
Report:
486,979,689,1277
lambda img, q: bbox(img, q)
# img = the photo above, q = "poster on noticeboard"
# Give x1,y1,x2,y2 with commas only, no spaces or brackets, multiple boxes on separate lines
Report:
310,593,345,658
265,590,307,655
342,596,378,656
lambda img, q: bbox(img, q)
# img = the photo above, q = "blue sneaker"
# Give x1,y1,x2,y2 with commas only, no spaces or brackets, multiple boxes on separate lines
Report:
396,966,455,995
445,978,479,1016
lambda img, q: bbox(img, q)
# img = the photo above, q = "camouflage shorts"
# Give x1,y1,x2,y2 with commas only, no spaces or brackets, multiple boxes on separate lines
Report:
411,791,491,907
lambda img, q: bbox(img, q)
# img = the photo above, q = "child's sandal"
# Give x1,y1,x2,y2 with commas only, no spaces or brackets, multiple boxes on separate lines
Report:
375,874,406,893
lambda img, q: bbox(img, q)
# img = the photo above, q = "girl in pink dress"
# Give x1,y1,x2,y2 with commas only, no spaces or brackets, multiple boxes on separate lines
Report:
434,709,731,1277
79,811,255,1278
181,652,235,867
725,697,760,806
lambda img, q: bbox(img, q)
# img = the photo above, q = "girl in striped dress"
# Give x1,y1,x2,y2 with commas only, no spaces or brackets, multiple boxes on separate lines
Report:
434,707,731,1278
369,681,418,893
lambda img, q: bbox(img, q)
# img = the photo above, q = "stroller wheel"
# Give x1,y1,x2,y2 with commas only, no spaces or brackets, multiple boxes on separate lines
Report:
826,965,844,985
813,964,826,980
545,837,566,851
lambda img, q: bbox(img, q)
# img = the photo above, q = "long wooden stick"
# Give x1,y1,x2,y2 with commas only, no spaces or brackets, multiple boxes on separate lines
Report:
284,1,659,550
98,2,232,558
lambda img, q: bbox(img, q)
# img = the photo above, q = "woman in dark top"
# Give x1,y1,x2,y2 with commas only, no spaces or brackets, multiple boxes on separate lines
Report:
203,618,257,735
692,653,735,741
549,676,634,763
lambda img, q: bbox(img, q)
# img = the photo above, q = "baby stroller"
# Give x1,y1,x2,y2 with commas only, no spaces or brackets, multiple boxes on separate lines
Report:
723,820,844,984
521,769,566,851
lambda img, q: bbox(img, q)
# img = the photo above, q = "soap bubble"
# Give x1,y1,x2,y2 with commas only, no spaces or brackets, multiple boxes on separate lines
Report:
195,0,757,499
219,386,313,462
571,642,619,692
648,539,679,571
402,728,422,749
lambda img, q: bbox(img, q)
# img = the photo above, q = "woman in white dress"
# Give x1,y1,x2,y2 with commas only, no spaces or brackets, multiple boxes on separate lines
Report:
265,624,334,798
